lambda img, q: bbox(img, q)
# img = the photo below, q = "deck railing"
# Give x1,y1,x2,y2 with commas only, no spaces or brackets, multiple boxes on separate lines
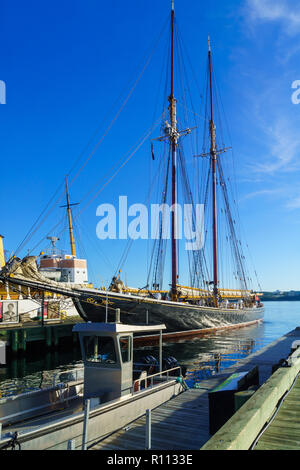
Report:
52,368,84,387
132,366,181,393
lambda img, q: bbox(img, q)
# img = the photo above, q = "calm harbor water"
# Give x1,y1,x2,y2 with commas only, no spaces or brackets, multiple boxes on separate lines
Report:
1,301,300,396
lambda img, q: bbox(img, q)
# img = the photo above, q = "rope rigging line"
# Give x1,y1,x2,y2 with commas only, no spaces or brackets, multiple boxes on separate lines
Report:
76,112,166,219
10,16,170,260
217,158,248,292
26,111,165,258
211,72,262,291
115,140,170,284
68,16,170,190
145,16,213,292
178,145,211,291
150,147,171,291
12,180,66,258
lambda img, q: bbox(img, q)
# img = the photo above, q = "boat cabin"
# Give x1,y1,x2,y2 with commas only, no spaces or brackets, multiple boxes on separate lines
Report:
0,320,184,449
73,321,166,405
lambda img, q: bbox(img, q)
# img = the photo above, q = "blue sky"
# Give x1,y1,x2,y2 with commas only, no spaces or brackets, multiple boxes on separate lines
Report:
1,0,300,291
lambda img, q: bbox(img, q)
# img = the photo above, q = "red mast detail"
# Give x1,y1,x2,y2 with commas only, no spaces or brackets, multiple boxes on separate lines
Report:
170,2,178,300
208,39,218,298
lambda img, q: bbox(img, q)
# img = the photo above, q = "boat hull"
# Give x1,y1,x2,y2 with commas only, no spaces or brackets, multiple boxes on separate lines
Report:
73,290,264,332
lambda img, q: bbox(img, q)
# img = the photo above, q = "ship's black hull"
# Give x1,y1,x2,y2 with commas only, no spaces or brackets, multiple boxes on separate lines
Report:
73,290,264,332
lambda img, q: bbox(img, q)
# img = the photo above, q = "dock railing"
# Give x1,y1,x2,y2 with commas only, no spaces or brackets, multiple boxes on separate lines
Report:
132,366,181,393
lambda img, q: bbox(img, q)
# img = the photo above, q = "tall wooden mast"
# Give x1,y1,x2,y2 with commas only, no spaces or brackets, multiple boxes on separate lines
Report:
208,37,218,300
65,177,77,258
154,1,192,297
170,0,178,300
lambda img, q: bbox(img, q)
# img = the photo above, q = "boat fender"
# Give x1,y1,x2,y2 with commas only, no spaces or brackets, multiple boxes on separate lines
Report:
272,358,289,373
291,340,300,353
176,376,189,391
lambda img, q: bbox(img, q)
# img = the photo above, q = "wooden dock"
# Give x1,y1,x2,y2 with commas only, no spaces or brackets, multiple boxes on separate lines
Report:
0,316,83,356
90,387,211,450
254,376,300,450
90,327,300,450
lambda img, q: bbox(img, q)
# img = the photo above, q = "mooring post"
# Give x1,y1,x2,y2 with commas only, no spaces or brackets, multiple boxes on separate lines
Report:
116,308,120,323
11,358,18,378
72,331,77,345
67,439,76,450
105,292,108,323
52,327,58,348
145,409,151,450
82,399,91,450
19,357,26,377
41,293,45,327
159,329,162,376
46,327,52,348
19,330,26,353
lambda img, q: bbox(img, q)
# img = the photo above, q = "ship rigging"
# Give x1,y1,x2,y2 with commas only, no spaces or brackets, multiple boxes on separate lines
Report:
0,1,264,332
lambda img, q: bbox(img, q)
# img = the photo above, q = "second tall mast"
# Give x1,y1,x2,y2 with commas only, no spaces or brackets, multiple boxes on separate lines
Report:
170,0,178,301
208,37,218,300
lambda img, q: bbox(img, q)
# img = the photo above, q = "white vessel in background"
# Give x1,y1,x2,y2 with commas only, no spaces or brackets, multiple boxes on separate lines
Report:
0,181,91,324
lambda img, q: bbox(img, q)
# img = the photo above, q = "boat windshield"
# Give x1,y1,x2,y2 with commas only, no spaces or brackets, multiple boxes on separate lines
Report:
119,336,132,363
84,336,117,364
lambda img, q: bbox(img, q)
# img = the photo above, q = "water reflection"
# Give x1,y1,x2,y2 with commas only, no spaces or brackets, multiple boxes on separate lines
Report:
1,302,300,396
0,346,82,397
133,321,265,387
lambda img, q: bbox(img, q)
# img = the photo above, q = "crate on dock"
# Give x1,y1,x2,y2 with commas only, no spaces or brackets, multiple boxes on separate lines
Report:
208,366,259,435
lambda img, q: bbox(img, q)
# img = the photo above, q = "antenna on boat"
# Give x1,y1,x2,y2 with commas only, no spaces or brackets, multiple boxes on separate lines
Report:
172,0,174,12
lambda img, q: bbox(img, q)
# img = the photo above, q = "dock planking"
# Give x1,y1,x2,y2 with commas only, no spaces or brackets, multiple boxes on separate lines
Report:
254,376,300,450
90,327,300,450
90,389,211,450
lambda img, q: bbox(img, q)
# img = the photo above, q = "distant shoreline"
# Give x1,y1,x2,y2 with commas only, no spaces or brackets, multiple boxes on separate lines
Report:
262,295,300,302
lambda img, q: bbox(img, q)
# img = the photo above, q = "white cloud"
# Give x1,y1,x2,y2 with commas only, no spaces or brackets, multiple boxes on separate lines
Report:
286,196,300,210
249,119,300,175
246,0,300,35
242,188,284,201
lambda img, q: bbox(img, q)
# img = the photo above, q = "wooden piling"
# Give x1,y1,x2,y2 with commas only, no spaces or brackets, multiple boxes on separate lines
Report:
52,327,58,348
11,330,18,354
19,330,27,353
45,327,52,348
